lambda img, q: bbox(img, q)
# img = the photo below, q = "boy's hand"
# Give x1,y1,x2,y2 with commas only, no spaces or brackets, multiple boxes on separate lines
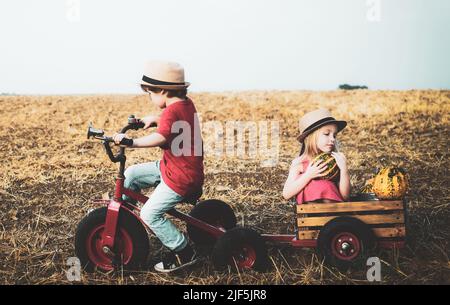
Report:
304,160,328,180
113,133,130,146
141,115,159,129
331,152,348,171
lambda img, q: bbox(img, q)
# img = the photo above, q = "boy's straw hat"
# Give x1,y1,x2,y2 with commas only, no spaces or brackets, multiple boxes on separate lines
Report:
140,60,190,90
297,108,347,142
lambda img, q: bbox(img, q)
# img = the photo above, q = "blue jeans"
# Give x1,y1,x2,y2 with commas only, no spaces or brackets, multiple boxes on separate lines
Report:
123,161,187,252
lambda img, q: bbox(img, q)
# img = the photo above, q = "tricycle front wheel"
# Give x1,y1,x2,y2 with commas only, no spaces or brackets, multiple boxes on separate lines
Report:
75,207,149,272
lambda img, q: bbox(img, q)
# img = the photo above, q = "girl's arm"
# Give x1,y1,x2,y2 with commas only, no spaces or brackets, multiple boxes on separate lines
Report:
282,170,313,200
338,168,351,200
331,152,351,200
282,158,327,200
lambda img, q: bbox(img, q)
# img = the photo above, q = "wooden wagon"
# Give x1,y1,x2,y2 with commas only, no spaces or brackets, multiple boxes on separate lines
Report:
261,194,407,269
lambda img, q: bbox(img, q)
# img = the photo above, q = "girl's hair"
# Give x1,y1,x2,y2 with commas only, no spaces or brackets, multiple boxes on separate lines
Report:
299,127,340,158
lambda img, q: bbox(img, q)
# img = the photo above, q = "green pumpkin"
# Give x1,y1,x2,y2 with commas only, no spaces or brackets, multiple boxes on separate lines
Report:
311,152,339,181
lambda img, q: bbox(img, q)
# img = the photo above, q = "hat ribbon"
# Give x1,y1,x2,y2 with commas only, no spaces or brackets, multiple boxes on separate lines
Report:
142,75,186,86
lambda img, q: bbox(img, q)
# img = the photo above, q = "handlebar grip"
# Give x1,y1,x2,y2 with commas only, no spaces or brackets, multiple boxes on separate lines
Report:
120,138,134,147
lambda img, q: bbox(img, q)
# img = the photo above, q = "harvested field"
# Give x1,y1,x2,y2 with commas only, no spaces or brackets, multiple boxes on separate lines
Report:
0,90,449,284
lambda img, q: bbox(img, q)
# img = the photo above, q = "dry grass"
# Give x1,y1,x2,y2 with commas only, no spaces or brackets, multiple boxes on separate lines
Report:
0,90,449,284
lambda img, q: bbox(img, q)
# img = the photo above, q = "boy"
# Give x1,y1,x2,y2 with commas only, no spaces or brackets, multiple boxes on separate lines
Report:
113,61,204,273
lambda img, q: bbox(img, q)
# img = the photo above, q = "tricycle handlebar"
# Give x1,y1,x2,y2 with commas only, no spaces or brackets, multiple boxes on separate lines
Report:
87,114,156,164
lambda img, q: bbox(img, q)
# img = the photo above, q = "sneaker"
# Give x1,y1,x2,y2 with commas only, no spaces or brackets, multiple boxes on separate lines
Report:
154,244,198,273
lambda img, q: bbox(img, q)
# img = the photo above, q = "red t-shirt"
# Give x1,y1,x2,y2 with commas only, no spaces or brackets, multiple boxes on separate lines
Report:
156,97,204,197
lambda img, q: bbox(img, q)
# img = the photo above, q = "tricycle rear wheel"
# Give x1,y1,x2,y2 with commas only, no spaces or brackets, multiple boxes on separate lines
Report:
211,227,269,272
187,199,237,247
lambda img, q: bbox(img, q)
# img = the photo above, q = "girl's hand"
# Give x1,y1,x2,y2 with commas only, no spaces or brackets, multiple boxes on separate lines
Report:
331,152,348,171
113,133,129,145
140,115,159,129
304,159,328,180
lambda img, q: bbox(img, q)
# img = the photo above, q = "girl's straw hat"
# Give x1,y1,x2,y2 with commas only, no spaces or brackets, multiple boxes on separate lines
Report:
297,108,347,142
140,60,190,90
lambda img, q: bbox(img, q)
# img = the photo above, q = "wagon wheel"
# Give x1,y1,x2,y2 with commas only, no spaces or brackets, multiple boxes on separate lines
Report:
211,227,269,272
75,207,149,272
317,216,375,271
187,199,237,247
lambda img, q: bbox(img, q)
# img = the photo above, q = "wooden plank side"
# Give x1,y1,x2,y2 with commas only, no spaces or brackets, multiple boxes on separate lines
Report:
373,226,406,238
297,213,405,227
296,201,403,214
297,226,406,240
297,230,319,240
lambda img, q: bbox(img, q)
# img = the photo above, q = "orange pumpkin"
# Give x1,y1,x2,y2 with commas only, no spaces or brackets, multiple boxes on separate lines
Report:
361,177,375,193
372,167,409,199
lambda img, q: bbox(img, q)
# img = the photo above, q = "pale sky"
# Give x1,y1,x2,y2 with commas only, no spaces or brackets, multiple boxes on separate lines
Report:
0,0,449,94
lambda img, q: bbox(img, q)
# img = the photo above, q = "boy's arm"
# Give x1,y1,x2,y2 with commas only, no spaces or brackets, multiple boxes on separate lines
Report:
141,114,160,129
132,132,166,148
132,108,171,147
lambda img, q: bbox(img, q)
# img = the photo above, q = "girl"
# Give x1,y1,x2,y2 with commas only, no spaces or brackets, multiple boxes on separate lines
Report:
282,108,351,204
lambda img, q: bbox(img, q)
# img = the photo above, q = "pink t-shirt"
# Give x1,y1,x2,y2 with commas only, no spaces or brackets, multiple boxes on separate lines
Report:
295,159,343,204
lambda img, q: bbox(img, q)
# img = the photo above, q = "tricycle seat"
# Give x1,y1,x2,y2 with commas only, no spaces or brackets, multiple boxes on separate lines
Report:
183,189,203,205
